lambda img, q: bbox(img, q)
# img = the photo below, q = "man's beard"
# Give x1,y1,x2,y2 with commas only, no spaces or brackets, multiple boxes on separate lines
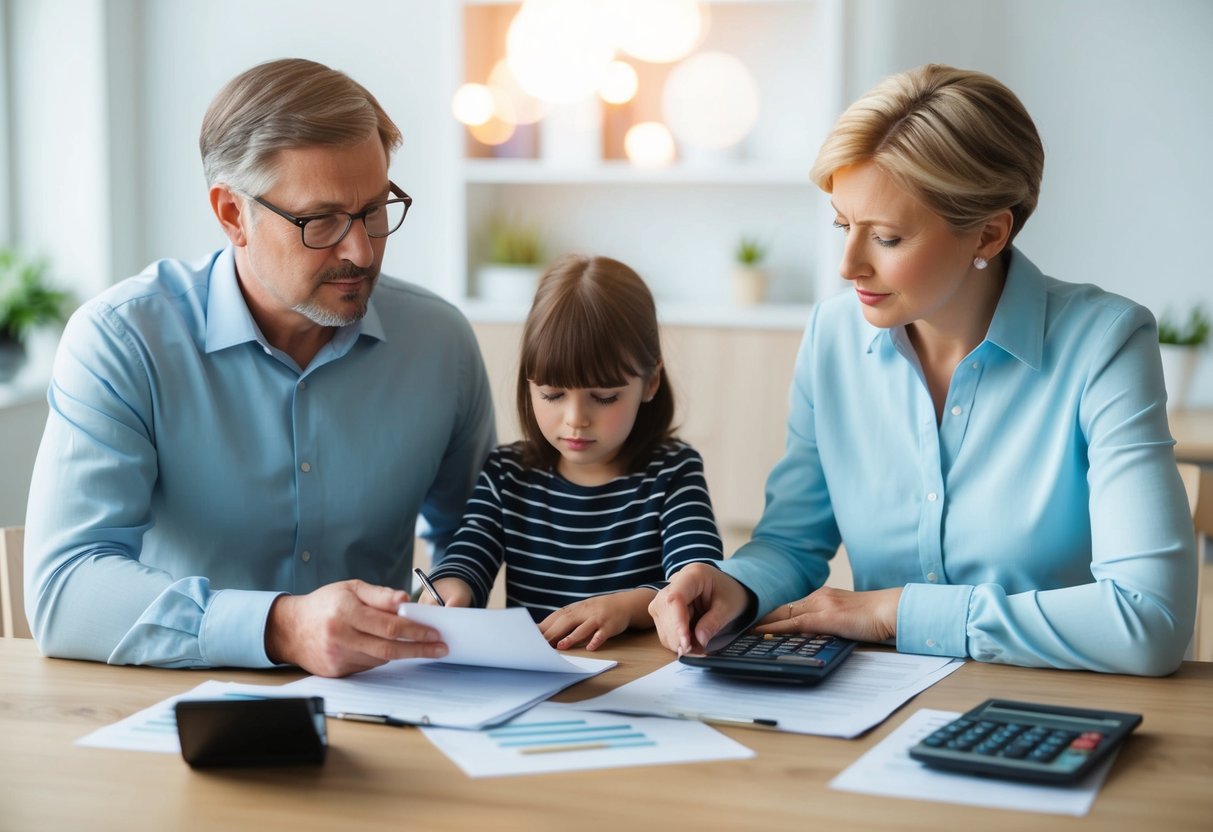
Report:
293,264,378,327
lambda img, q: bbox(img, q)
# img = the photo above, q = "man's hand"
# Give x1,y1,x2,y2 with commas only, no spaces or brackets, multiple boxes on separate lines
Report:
647,564,751,655
416,577,475,608
265,579,448,677
753,586,902,643
539,588,657,651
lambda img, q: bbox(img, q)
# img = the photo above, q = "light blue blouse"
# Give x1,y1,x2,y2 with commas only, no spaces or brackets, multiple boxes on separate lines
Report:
721,249,1196,675
24,247,495,668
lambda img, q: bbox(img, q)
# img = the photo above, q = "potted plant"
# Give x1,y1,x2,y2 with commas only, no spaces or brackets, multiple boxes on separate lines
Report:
1157,305,1210,413
476,218,545,304
732,235,769,306
0,248,70,383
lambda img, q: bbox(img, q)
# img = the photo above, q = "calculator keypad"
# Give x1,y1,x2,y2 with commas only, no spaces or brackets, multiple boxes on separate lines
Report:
921,717,1106,772
716,633,841,667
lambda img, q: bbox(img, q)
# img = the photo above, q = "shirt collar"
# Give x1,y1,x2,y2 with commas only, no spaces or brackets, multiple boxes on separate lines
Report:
204,246,386,354
863,246,1047,370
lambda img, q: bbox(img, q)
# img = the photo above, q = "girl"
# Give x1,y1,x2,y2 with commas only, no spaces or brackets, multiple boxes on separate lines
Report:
424,254,724,650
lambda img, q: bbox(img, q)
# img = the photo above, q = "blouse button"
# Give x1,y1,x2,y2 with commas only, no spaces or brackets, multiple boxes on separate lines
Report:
927,572,938,583
301,551,311,563
926,638,937,649
300,462,311,473
950,405,963,416
927,492,938,502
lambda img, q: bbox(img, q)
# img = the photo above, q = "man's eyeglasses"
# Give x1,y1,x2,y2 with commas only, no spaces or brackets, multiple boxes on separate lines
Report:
250,181,412,250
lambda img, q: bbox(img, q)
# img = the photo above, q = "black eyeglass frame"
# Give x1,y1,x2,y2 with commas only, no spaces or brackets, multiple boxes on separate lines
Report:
250,181,412,250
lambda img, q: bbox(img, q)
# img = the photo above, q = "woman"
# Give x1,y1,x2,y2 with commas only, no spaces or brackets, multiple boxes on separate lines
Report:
649,64,1196,675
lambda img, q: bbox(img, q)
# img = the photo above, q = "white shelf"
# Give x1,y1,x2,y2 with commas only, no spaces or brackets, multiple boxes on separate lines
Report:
460,298,813,331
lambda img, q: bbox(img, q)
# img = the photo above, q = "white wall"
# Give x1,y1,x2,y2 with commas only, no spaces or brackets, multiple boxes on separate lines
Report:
843,0,1213,404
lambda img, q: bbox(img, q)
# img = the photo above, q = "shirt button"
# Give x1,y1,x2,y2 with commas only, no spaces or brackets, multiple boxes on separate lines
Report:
950,405,962,416
301,551,311,563
926,638,937,649
298,381,307,390
971,362,980,370
927,492,938,502
300,462,311,473
927,572,938,583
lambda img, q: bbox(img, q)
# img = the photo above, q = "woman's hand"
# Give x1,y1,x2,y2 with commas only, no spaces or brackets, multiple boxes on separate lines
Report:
753,586,902,643
417,577,476,608
648,564,752,655
539,588,657,651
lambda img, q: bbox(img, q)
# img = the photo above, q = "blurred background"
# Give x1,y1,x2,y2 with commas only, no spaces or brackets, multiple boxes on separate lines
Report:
2,0,1211,538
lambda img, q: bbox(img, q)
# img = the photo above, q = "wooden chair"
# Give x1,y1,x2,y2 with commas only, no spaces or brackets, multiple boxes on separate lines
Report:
1,526,31,639
1178,465,1212,661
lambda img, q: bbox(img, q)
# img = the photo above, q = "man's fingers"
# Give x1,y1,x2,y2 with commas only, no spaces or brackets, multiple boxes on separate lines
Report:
350,579,411,611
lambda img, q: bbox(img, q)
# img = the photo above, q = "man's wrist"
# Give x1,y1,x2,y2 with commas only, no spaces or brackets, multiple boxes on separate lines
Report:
264,593,296,666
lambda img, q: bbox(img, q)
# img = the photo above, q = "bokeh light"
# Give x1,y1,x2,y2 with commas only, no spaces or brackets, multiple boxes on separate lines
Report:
506,0,616,105
451,83,495,127
624,122,676,167
487,59,550,125
599,61,639,105
662,52,760,150
613,0,705,64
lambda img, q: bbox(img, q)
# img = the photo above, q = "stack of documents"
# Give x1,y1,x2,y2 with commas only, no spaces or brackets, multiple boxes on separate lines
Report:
282,605,615,729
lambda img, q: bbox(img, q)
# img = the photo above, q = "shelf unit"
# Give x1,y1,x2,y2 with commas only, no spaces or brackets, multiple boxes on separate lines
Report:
452,0,845,319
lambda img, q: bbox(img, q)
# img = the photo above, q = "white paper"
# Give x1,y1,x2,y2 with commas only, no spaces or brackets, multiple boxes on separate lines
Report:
282,659,612,729
420,702,754,778
74,680,298,753
830,709,1115,816
395,603,613,674
567,651,962,737
279,607,616,729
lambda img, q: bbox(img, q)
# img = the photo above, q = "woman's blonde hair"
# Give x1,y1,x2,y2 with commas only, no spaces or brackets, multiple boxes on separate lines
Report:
199,58,402,197
516,254,675,474
811,64,1044,241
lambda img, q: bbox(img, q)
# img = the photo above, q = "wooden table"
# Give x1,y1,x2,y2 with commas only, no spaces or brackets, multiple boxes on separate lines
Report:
1,636,1210,831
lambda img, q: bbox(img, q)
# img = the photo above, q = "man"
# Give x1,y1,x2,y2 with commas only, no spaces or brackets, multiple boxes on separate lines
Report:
24,59,495,677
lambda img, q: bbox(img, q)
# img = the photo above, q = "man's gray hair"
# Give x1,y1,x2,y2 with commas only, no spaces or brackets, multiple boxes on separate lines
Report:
199,58,402,196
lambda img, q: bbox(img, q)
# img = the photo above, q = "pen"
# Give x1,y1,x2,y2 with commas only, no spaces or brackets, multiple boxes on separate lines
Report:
672,711,780,731
330,712,417,728
412,567,446,606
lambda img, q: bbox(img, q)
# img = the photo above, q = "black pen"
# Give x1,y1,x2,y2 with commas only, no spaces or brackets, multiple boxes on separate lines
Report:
672,711,780,731
330,712,417,728
412,567,446,606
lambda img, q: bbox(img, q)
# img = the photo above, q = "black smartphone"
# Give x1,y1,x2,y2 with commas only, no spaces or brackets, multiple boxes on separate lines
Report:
175,696,327,768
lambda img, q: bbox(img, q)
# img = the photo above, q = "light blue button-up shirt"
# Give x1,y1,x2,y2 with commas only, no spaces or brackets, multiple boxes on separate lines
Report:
722,249,1196,675
24,247,495,668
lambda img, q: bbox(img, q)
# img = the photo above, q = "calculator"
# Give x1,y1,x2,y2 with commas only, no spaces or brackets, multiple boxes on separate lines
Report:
678,632,857,684
909,699,1142,784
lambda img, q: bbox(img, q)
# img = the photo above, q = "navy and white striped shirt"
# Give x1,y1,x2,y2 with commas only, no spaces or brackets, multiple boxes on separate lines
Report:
430,441,724,620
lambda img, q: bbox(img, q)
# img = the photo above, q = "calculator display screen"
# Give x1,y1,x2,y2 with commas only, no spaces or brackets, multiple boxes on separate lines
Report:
980,704,1124,732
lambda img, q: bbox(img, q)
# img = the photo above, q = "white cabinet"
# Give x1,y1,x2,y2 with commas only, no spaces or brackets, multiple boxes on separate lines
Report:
452,0,845,311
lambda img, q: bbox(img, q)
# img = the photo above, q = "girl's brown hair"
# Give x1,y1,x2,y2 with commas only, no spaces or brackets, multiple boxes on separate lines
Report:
516,254,675,473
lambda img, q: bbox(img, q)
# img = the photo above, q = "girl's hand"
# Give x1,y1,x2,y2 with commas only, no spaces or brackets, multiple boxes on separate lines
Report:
753,586,902,643
539,588,658,651
417,577,476,608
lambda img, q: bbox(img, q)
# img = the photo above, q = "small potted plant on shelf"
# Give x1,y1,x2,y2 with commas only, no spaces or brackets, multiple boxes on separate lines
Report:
476,218,545,304
733,235,769,306
1157,305,1210,413
0,247,70,383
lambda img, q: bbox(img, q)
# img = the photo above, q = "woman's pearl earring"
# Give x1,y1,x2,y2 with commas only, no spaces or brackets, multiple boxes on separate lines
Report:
973,256,989,270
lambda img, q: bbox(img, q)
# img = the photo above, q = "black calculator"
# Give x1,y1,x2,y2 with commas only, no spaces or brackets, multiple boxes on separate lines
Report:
909,699,1142,784
678,632,857,684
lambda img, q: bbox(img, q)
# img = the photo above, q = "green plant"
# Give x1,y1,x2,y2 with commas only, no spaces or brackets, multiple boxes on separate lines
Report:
1158,305,1210,347
0,248,70,342
486,219,543,265
735,235,768,266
